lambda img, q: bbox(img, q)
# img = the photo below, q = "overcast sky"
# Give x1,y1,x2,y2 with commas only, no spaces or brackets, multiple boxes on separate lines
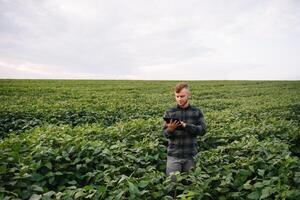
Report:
0,0,299,80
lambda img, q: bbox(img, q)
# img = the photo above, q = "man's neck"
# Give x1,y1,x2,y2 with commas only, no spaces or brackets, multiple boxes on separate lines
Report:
179,102,189,109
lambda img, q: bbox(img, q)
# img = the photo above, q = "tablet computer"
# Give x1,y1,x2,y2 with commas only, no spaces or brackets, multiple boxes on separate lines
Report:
163,117,184,130
163,117,181,124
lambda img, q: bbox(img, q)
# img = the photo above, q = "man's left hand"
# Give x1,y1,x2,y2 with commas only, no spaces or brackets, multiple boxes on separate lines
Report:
180,121,186,128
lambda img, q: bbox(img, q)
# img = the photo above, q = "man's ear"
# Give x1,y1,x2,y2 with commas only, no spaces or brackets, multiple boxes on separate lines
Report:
188,92,192,99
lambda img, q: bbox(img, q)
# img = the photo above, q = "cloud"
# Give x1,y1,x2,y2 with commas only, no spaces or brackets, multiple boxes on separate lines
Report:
0,60,141,79
0,0,299,79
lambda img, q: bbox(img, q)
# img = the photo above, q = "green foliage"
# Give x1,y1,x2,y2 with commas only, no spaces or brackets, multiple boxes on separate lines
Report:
0,80,299,199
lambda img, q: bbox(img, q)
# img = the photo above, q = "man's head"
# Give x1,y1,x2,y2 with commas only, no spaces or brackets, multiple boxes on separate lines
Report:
174,82,191,108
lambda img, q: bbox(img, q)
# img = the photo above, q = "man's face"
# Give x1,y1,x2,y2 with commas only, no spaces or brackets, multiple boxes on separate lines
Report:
175,88,190,107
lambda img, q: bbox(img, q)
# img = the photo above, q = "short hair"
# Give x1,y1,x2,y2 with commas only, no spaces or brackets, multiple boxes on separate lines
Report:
175,82,189,93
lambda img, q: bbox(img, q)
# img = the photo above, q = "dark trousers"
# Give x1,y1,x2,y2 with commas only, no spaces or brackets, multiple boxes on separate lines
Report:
166,155,195,182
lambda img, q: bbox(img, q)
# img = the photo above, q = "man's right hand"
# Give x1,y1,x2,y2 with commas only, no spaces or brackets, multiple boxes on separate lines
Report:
166,119,181,132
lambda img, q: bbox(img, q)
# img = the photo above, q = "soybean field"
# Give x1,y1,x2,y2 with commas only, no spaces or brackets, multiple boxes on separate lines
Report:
0,80,299,200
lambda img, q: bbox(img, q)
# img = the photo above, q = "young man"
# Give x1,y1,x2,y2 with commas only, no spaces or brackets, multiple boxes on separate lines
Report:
163,82,206,182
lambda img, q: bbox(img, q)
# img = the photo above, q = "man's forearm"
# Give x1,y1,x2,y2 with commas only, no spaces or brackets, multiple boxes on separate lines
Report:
185,122,206,136
163,127,177,139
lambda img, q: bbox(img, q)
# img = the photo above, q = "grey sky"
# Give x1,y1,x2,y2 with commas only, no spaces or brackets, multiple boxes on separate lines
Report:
0,0,299,80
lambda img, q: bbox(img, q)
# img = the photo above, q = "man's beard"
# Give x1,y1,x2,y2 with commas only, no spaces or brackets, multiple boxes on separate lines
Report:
179,100,188,107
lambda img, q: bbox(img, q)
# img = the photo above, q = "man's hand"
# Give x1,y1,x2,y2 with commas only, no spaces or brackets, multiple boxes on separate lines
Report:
180,121,186,128
166,119,182,132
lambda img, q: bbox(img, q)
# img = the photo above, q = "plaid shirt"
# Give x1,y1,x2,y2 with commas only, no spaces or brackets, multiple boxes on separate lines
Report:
163,104,206,158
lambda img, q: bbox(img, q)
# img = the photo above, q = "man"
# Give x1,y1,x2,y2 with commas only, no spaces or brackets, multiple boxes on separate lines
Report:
163,82,206,182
